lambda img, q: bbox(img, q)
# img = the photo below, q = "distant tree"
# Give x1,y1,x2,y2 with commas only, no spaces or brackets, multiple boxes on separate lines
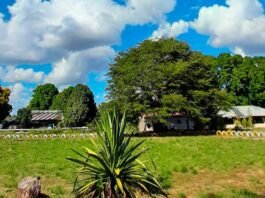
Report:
16,108,32,128
108,38,231,129
0,85,12,122
217,53,265,107
64,84,97,127
50,86,74,111
28,83,59,110
97,100,121,116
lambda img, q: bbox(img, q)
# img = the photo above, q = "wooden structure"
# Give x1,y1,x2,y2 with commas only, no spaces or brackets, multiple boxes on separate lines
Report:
31,110,63,128
218,105,265,129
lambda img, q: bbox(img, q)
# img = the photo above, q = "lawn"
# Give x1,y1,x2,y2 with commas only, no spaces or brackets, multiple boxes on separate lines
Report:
0,136,265,197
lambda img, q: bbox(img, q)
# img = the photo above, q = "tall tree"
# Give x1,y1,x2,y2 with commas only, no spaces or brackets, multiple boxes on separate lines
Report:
108,38,231,129
28,83,59,110
50,86,74,111
16,108,32,128
0,86,12,122
217,53,265,107
64,84,97,127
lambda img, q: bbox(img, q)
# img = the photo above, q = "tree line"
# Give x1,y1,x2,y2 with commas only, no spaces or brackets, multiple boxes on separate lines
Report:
104,38,265,129
1,38,265,130
16,84,97,128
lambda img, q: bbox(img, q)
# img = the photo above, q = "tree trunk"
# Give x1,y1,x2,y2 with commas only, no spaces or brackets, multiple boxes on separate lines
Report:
18,177,41,198
186,117,190,130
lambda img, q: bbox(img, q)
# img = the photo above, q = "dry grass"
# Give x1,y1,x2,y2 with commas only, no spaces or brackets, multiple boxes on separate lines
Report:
169,167,265,197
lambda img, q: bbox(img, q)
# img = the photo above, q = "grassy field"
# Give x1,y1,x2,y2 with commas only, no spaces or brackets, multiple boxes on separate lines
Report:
0,136,265,197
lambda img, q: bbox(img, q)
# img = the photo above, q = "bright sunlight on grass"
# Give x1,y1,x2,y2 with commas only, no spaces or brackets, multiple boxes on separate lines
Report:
1,136,265,197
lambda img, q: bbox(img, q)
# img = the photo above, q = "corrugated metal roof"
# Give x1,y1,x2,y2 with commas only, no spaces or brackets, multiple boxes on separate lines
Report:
218,106,265,118
31,110,62,121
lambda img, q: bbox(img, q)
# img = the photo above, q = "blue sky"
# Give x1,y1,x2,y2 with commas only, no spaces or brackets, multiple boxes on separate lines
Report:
0,0,264,114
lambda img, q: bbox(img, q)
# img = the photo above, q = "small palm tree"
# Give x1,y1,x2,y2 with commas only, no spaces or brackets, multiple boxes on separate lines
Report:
67,110,166,197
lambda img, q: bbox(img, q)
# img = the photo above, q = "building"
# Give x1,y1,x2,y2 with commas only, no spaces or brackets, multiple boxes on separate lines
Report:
31,110,63,128
138,113,194,132
218,105,265,129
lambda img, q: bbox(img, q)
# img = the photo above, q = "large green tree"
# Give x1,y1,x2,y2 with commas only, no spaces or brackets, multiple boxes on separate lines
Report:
28,83,59,110
107,38,231,129
50,86,74,111
64,84,97,127
16,108,32,128
0,86,12,122
217,53,265,107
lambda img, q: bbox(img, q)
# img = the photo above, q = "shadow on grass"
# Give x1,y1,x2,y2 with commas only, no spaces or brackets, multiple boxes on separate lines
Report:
39,193,50,198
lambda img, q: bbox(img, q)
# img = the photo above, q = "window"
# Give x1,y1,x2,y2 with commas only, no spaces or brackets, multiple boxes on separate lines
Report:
253,117,264,124
224,118,233,124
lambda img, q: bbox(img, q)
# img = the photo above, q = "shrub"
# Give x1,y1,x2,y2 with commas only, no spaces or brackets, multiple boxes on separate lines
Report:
67,110,165,197
246,116,253,128
241,118,248,129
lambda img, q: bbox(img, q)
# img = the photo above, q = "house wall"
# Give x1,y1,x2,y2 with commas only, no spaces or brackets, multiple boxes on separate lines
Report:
138,116,194,132
167,117,194,130
138,116,154,132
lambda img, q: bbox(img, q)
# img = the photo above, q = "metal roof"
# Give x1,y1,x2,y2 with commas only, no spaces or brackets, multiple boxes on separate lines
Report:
31,110,62,121
218,106,265,118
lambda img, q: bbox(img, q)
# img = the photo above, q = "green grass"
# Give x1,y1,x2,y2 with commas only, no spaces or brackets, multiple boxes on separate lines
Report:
0,136,265,197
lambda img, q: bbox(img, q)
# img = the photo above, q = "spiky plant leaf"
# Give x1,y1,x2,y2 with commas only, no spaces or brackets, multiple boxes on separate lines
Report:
67,110,166,198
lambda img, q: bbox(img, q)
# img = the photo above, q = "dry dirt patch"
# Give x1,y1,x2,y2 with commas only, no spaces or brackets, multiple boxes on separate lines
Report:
168,167,265,197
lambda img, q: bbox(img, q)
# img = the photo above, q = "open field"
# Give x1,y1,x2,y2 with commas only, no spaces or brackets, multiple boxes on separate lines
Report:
0,136,265,197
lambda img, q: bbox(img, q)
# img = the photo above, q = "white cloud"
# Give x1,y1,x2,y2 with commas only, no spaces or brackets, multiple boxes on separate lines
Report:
0,0,177,113
45,46,115,86
0,66,44,83
0,0,177,86
151,20,189,39
8,83,32,114
191,0,265,56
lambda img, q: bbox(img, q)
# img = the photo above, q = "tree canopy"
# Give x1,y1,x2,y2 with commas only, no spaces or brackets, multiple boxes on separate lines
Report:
50,86,74,111
107,38,231,129
28,83,59,110
16,108,32,128
64,84,97,127
0,86,12,122
217,53,265,107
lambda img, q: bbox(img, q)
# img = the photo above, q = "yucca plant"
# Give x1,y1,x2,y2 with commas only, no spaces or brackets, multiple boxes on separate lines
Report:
67,110,166,197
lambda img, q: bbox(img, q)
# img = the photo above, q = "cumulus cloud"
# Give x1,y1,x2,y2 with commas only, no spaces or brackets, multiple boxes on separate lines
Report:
45,46,115,86
0,0,177,87
191,0,265,56
0,66,44,83
151,20,189,39
0,0,177,113
8,83,32,114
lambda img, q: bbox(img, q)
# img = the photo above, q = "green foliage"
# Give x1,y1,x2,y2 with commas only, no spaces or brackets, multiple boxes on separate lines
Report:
16,108,32,128
107,38,231,129
50,86,74,111
217,54,265,107
236,117,253,129
0,85,12,122
64,84,97,127
241,118,248,129
233,118,242,129
28,83,59,110
67,111,165,197
246,117,253,128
